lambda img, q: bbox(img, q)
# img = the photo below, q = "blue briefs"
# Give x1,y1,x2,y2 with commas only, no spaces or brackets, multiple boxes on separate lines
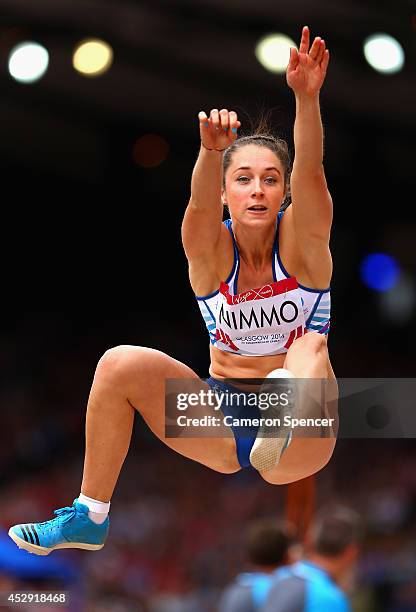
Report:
206,377,261,469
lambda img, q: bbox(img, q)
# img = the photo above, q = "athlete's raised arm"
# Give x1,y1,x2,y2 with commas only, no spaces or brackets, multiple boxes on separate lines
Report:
181,109,240,264
287,26,333,254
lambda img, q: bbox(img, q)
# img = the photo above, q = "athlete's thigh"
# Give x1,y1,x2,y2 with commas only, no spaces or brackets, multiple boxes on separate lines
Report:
283,332,329,378
283,332,338,418
117,346,240,474
259,336,338,484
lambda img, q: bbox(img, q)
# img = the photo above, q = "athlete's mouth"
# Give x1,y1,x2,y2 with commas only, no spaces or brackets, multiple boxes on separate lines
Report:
247,205,267,211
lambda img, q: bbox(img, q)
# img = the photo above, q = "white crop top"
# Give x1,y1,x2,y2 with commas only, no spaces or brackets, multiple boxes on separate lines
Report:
195,210,331,357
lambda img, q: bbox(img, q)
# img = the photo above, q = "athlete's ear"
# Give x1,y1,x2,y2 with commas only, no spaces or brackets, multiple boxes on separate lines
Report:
221,189,227,206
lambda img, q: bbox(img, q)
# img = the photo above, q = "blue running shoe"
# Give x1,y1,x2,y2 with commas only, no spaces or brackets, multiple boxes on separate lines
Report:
8,498,109,556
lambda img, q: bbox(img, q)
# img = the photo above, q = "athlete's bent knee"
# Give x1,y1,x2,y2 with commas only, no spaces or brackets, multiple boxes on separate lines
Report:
300,331,327,355
95,345,157,386
289,332,328,357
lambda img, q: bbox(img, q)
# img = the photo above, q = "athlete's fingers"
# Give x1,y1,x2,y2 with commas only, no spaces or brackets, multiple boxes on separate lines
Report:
228,111,240,138
210,108,220,130
198,111,208,126
309,36,321,61
316,39,326,65
299,25,309,55
219,109,229,131
287,46,299,71
229,111,241,134
321,49,330,74
198,111,210,144
298,51,308,68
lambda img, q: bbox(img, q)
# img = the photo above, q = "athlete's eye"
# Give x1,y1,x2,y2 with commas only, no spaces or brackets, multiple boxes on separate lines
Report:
265,177,277,184
237,176,250,183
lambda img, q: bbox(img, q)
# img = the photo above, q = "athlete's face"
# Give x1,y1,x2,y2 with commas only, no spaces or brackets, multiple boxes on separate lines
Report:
223,145,286,226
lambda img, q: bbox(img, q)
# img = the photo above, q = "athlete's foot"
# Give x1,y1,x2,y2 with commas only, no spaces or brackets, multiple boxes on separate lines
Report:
8,499,109,556
249,370,297,472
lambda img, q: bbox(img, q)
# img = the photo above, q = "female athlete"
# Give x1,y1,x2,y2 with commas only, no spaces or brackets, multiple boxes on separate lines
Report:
9,26,337,556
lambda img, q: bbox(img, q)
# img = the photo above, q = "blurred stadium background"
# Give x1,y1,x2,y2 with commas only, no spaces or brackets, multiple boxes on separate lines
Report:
0,1,415,610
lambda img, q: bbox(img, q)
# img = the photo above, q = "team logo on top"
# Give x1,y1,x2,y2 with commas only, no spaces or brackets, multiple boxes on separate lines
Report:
220,277,298,305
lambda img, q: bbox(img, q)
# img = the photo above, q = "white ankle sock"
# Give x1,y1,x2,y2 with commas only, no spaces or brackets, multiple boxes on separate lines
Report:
78,493,110,525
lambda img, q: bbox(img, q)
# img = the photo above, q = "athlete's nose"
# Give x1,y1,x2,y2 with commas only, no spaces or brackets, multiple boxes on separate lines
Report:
251,179,264,198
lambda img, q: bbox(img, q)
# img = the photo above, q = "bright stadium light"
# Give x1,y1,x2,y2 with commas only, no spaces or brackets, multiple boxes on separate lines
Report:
73,39,113,77
379,273,415,326
360,253,401,292
363,34,404,74
255,33,296,74
8,42,49,84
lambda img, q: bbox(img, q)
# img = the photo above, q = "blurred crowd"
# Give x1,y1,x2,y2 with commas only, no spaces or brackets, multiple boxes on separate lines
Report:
1,435,416,611
0,316,416,610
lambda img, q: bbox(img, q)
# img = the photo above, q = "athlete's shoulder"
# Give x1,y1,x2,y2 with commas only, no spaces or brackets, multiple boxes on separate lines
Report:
277,202,293,230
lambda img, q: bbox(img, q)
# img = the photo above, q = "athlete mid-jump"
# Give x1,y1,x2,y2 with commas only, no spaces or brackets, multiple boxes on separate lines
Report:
9,26,337,556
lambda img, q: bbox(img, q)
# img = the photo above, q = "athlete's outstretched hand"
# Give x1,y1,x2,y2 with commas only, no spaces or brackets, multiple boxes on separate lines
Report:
286,26,330,97
198,109,241,152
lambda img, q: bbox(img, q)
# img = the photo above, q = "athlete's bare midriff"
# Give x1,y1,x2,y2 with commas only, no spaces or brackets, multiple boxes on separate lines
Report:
209,344,287,379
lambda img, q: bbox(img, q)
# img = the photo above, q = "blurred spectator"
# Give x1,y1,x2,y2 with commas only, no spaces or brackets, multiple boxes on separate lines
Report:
262,506,362,612
0,528,84,611
217,518,297,612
